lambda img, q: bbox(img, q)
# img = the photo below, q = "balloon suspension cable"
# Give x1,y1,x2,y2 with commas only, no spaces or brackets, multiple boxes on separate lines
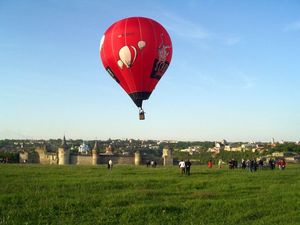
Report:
139,107,145,120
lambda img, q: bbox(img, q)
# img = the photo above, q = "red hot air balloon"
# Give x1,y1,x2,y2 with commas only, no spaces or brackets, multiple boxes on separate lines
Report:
100,17,172,120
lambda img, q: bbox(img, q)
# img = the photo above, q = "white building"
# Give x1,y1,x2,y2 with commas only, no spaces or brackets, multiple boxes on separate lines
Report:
78,142,90,155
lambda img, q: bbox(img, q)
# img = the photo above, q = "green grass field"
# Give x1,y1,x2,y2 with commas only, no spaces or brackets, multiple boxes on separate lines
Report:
0,164,299,225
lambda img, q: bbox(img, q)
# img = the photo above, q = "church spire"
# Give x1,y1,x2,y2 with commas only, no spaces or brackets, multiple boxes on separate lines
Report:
61,135,67,148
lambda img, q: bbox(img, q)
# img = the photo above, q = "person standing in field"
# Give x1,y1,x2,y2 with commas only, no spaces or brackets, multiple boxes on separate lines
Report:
278,159,286,170
185,159,192,176
108,159,113,170
253,159,258,171
179,160,185,175
146,160,150,167
228,159,234,169
258,159,264,170
241,159,246,169
232,159,238,169
208,160,213,168
281,159,286,170
269,158,275,170
248,159,253,172
249,159,257,172
218,159,223,168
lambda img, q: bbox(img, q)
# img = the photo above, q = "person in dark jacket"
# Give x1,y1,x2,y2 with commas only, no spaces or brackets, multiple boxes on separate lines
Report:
241,159,246,169
269,158,275,170
185,159,192,176
228,159,234,169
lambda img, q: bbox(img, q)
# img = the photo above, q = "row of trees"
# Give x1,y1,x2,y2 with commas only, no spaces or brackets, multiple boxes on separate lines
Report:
270,143,300,153
163,141,215,151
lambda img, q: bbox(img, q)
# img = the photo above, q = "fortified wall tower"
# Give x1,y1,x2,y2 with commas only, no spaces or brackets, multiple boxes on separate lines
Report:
58,136,69,165
162,146,173,166
134,151,141,165
92,141,99,165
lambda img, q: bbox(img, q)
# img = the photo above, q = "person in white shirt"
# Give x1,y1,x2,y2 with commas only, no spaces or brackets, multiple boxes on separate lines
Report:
108,159,113,170
179,160,185,175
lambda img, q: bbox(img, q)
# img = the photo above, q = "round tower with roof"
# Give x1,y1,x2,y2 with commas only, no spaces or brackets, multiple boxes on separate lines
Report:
92,141,99,165
162,146,173,166
134,151,141,165
58,136,69,165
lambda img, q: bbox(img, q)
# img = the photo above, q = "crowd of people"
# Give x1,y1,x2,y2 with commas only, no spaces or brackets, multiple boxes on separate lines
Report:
177,158,287,175
107,157,287,174
225,158,287,172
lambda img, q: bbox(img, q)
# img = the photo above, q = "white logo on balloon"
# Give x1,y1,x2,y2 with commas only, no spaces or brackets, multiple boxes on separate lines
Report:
99,35,105,51
158,34,170,63
117,40,146,69
138,40,146,50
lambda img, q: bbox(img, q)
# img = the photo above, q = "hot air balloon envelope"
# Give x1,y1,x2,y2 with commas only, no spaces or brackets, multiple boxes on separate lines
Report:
100,17,172,118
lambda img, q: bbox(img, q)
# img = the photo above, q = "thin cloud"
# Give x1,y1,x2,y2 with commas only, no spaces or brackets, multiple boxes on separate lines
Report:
158,11,241,48
213,69,257,90
230,69,257,89
284,21,300,32
240,74,256,89
224,36,241,46
160,12,211,40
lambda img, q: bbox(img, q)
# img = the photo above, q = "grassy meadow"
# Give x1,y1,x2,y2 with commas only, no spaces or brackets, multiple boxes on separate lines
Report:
0,164,299,225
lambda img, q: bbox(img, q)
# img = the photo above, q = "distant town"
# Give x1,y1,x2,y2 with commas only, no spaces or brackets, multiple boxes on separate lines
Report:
0,137,300,165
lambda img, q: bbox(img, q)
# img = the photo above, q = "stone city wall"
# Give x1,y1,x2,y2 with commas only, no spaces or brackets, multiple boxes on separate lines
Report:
99,155,135,165
19,147,173,166
70,155,93,165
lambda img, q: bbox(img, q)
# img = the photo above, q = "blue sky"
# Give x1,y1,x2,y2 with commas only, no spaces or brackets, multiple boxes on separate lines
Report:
1,0,300,141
